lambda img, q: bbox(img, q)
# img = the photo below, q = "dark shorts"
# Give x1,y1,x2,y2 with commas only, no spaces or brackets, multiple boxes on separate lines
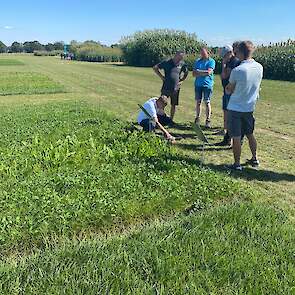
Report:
158,114,173,126
195,87,213,102
139,119,155,132
222,92,231,111
161,89,180,106
227,111,255,138
139,115,172,132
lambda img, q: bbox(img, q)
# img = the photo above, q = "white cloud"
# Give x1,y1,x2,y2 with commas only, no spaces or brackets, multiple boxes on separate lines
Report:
3,26,14,30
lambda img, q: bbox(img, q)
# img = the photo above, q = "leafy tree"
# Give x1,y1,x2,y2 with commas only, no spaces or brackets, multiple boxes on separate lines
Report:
10,41,23,53
45,43,55,51
83,40,101,45
0,41,7,53
23,41,44,53
53,41,64,51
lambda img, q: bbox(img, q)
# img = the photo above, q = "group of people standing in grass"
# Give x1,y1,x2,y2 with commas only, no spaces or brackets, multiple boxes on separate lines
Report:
137,40,263,171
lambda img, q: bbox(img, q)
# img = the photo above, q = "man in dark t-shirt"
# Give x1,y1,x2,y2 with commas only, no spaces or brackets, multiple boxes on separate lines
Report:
153,51,189,121
216,45,240,146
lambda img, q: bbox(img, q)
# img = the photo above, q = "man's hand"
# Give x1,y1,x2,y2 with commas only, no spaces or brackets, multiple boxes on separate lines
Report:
225,82,236,95
165,133,176,142
207,68,214,75
156,119,174,141
165,132,172,139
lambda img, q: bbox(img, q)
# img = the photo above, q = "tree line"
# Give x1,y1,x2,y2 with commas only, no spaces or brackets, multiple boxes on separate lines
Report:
0,41,64,53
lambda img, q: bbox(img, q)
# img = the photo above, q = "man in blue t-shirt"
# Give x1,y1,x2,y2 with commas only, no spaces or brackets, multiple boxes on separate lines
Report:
193,48,216,128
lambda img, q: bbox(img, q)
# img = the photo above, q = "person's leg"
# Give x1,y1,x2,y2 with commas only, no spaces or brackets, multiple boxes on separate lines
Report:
242,112,258,163
158,114,172,126
222,93,230,131
196,99,202,118
205,102,211,121
140,119,154,132
223,93,231,144
170,105,176,121
228,111,242,166
204,88,213,127
170,90,179,121
247,133,257,160
223,110,228,131
232,136,242,165
195,87,203,123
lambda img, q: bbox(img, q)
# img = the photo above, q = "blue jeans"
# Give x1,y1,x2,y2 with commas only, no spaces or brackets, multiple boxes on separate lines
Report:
195,87,213,102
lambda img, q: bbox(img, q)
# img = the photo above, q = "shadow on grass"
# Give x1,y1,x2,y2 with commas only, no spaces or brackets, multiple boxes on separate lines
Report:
171,123,193,131
124,122,295,183
171,133,197,140
169,154,295,183
176,143,231,152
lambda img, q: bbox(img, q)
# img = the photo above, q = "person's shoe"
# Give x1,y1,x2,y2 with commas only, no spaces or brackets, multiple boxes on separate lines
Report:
245,158,260,167
227,163,243,171
215,139,231,146
213,130,226,136
168,120,177,127
215,133,231,146
205,119,211,129
194,117,200,125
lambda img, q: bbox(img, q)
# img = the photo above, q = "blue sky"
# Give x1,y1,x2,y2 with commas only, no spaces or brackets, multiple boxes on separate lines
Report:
0,0,294,46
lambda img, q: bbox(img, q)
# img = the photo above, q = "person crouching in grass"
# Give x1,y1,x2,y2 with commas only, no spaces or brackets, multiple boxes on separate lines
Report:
193,48,216,128
225,41,263,171
137,95,175,141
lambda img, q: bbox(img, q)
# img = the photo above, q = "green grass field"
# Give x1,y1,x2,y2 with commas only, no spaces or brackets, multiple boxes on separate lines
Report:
0,55,295,294
0,58,24,66
0,72,65,95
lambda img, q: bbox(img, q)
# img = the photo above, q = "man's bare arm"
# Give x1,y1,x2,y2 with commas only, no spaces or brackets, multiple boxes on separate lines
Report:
180,70,189,82
193,69,207,77
154,117,172,139
225,82,236,95
153,64,165,81
193,68,213,77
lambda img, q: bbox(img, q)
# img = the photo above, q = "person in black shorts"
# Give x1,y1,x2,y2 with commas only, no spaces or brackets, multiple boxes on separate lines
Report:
225,41,263,171
153,51,189,122
216,45,240,146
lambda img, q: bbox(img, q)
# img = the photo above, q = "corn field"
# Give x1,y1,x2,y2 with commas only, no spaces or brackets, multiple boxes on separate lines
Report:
254,40,295,81
120,29,205,67
187,40,295,81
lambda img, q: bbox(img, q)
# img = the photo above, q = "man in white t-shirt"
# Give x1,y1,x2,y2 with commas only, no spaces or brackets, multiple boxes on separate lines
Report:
137,95,174,140
225,41,263,171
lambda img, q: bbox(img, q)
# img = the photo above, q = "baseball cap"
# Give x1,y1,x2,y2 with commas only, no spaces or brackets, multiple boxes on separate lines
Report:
220,45,233,57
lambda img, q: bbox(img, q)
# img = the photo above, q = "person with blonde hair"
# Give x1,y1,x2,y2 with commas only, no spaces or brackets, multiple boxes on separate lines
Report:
193,48,216,128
